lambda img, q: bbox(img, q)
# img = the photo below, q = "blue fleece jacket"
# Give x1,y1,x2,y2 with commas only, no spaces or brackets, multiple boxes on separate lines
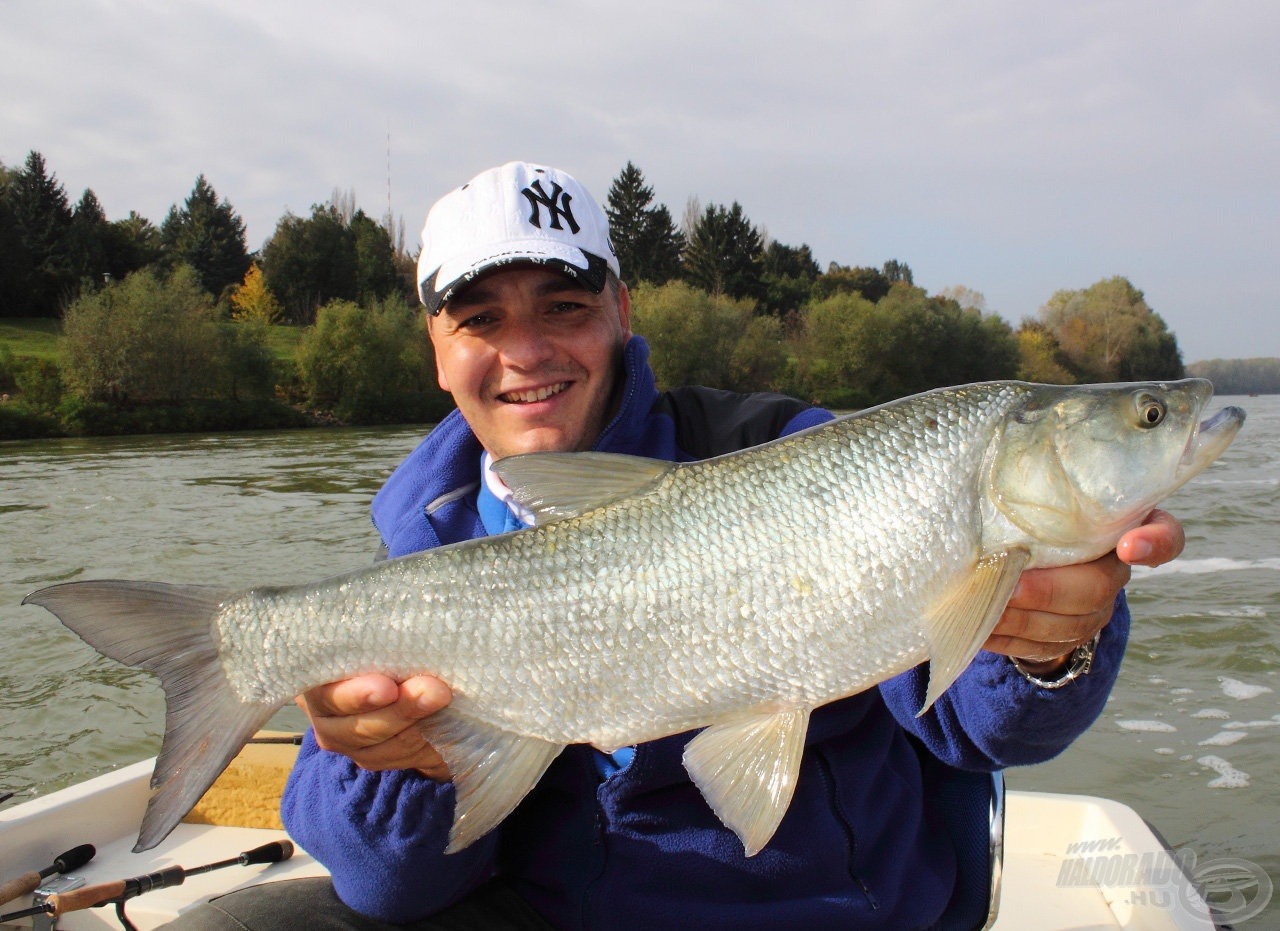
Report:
281,336,1128,930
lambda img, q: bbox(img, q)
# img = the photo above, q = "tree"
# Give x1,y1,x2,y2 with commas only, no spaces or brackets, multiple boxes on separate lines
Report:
62,265,222,403
67,188,111,285
160,175,251,299
262,200,400,323
629,281,757,390
605,162,684,285
3,151,74,316
1015,321,1076,383
295,295,443,422
230,264,283,324
681,201,764,302
103,212,164,281
760,241,821,316
350,211,401,303
1039,277,1184,381
813,263,894,304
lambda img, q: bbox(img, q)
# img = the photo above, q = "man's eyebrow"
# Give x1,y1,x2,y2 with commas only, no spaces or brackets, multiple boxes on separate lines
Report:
445,275,592,310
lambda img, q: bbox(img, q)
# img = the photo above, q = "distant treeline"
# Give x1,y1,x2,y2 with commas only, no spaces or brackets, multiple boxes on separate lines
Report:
1188,358,1280,395
1,152,1195,439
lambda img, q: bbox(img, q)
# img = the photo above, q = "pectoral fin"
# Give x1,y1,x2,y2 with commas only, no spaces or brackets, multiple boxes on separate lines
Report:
681,708,811,857
419,710,564,853
920,548,1031,714
492,452,675,525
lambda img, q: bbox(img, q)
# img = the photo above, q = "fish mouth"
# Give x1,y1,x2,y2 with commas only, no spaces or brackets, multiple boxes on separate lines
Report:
1177,404,1246,482
499,382,571,404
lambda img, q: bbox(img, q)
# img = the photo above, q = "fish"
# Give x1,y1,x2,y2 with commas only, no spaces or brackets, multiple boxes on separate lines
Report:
25,379,1244,856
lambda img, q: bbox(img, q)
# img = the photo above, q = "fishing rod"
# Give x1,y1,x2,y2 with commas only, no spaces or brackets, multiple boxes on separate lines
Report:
0,843,95,907
0,840,292,928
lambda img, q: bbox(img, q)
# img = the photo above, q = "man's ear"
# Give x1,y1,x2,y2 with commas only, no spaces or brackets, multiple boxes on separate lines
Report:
425,313,450,392
617,282,632,339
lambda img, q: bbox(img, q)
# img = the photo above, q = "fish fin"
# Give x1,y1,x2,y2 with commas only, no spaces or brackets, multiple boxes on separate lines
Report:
492,452,674,525
920,548,1031,714
681,708,811,857
23,580,274,852
419,710,564,853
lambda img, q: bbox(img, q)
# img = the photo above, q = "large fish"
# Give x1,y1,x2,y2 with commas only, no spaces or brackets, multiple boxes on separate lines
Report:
26,380,1243,856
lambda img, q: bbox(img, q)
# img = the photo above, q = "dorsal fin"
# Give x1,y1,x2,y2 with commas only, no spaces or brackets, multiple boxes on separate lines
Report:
492,452,675,526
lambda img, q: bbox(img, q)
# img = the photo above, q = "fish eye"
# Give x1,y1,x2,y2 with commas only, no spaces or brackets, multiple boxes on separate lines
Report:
1136,394,1167,428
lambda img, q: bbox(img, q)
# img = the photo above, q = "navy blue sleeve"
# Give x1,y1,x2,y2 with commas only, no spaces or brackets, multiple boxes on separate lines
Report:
881,593,1130,770
281,732,499,923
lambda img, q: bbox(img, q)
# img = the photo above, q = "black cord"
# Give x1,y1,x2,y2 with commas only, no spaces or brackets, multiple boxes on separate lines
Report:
115,899,137,931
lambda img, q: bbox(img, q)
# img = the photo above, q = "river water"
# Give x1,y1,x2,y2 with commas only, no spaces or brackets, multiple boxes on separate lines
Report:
1,396,1277,923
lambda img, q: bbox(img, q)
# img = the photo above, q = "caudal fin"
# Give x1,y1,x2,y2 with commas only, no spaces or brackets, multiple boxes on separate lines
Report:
24,580,276,852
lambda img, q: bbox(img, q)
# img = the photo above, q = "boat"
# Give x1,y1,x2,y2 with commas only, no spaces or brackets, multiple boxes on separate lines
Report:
0,737,1219,930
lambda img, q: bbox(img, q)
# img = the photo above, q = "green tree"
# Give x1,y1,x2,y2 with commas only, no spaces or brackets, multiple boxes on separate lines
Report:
681,201,764,302
62,264,258,403
3,151,75,316
1039,276,1184,381
67,188,111,285
103,212,165,281
295,295,445,423
350,210,401,303
629,280,757,390
605,162,684,285
760,241,821,316
1015,321,1076,383
813,263,894,303
160,175,251,299
262,201,400,324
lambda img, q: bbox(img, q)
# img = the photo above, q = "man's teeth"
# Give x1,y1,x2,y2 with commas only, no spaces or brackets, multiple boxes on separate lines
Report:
503,383,569,403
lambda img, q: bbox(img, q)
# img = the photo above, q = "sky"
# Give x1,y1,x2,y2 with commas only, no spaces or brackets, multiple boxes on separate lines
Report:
2,0,1276,363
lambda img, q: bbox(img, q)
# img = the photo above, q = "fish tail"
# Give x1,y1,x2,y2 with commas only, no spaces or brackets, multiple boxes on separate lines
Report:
24,580,276,852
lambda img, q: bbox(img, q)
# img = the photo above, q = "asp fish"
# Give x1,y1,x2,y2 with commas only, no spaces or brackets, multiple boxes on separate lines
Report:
26,379,1244,856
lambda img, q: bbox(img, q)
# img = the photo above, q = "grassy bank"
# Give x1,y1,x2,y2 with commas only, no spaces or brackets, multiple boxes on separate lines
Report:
0,318,312,440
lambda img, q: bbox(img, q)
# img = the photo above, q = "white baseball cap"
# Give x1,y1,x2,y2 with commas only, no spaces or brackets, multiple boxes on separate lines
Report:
417,161,620,315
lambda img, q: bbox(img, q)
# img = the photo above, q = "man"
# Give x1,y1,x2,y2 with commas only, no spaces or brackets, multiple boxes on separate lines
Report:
177,162,1185,930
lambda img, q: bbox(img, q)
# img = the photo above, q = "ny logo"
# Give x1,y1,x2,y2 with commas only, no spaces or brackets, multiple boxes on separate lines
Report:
521,179,581,234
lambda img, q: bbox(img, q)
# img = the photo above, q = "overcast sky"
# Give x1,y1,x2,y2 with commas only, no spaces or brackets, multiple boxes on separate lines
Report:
3,0,1276,363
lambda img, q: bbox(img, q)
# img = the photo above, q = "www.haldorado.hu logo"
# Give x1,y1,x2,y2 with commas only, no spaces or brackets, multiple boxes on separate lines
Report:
1057,837,1273,924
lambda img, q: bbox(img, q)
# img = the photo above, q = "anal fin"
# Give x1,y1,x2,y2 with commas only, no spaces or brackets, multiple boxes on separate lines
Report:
681,708,811,857
920,548,1031,713
419,710,564,853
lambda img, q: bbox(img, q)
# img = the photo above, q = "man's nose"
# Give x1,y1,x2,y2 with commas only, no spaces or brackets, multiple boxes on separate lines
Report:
496,316,557,369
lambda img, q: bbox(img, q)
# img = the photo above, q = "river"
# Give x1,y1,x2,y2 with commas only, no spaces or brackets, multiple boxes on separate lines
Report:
1,396,1277,924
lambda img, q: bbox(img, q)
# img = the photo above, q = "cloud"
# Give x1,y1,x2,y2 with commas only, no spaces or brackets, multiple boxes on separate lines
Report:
2,0,1277,361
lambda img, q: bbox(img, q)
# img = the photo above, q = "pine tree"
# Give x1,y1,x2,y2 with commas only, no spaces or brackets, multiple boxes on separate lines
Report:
68,188,111,284
605,162,684,285
681,201,764,302
4,151,75,315
160,175,251,298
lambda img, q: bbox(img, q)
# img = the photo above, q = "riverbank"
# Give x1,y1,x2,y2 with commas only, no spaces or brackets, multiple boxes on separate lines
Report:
0,318,455,440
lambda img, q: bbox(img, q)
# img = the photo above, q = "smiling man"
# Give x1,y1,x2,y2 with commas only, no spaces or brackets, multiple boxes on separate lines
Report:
167,162,1186,931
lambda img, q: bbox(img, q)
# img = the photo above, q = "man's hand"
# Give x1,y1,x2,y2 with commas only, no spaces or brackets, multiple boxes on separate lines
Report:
296,673,454,781
985,509,1186,672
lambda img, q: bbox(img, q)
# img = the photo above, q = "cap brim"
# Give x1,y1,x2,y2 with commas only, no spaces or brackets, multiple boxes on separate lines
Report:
421,245,612,315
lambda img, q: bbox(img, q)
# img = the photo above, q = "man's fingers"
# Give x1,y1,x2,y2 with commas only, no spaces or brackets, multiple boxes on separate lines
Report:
1116,509,1186,567
298,674,401,719
297,674,453,759
1008,555,1131,618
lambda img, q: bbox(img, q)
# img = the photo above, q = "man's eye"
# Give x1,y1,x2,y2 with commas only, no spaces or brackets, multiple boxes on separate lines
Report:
458,313,494,329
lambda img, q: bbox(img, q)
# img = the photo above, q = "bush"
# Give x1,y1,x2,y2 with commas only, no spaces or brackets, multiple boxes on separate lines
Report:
296,295,450,424
13,357,63,412
61,264,278,408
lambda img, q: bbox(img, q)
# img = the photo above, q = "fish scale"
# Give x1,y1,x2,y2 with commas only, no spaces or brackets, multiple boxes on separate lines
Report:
24,378,1243,856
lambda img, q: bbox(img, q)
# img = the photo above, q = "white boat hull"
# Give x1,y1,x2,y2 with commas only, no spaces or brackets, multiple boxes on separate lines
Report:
1,759,1216,930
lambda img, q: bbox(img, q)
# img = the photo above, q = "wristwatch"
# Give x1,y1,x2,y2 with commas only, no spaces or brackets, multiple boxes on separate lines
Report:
1010,632,1101,690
